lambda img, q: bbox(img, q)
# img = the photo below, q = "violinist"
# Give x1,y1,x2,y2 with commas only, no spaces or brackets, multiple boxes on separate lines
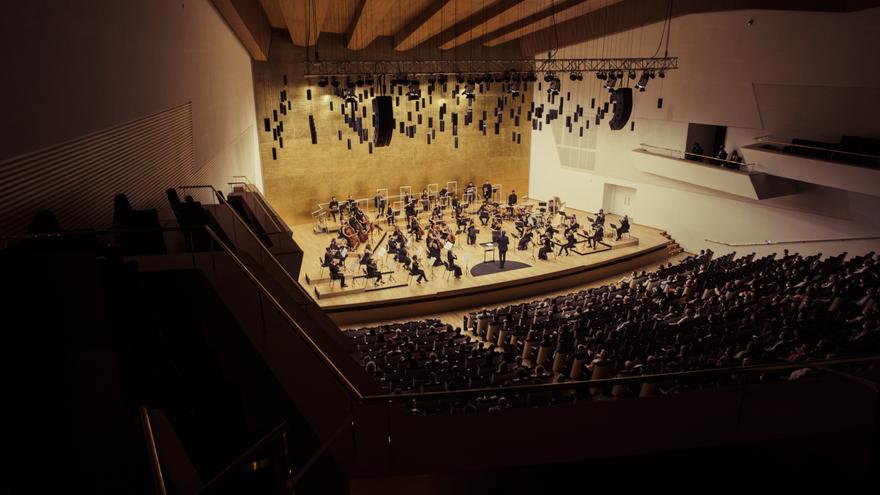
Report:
328,196,340,222
558,231,576,256
446,250,463,279
538,234,553,260
409,216,424,241
427,234,444,267
396,244,411,270
328,259,348,288
365,257,384,286
517,228,533,250
410,256,428,284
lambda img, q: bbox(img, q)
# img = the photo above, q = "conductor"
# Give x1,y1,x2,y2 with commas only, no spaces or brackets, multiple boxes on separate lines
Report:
497,230,510,269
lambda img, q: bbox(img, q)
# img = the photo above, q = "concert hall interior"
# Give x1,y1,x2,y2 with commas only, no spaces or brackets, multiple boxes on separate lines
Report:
4,1,880,493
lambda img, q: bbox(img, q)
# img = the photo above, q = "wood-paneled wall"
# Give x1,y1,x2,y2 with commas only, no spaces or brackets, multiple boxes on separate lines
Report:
252,32,532,226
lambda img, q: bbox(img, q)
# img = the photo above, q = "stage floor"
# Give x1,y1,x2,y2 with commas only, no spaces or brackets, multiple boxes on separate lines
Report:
292,202,671,316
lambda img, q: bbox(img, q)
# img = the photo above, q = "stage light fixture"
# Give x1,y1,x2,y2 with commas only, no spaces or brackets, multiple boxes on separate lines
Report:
547,77,560,96
508,81,521,97
407,81,421,101
605,74,617,89
330,77,340,88
461,82,476,100
356,77,364,87
345,78,356,89
318,76,329,87
635,72,650,91
658,70,666,78
365,75,374,86
438,74,449,84
597,72,607,80
628,70,636,80
456,75,465,84
544,73,554,82
569,72,578,81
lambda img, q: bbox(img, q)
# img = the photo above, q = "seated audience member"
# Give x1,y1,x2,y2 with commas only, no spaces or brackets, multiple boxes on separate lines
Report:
688,142,703,161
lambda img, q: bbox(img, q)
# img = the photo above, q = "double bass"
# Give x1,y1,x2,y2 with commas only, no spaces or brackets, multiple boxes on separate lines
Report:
341,224,360,250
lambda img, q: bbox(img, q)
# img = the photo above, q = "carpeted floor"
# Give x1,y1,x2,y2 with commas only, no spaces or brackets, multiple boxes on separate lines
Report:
470,260,531,277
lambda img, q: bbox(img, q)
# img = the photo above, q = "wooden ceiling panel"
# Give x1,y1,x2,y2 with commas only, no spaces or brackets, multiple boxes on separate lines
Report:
277,0,331,46
394,0,489,51
259,0,287,28
483,0,621,47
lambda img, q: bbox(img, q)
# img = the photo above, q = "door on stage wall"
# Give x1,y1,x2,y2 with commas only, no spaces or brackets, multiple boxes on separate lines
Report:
602,184,636,218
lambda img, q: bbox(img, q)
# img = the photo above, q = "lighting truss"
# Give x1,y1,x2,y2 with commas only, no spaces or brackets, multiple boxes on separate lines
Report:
302,57,678,78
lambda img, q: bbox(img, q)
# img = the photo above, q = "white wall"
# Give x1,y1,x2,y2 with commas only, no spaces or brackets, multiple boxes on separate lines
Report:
0,0,262,231
529,7,880,257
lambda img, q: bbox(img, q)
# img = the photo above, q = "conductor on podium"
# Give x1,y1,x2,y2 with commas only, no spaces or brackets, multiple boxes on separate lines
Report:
497,230,510,269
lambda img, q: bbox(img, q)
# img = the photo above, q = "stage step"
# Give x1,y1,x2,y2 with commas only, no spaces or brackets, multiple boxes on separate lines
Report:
610,237,640,249
314,284,366,299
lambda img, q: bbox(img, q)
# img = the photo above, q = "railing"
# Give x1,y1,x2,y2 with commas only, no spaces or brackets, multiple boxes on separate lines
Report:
229,176,289,235
638,143,752,172
754,135,880,167
198,421,291,494
140,407,168,495
705,235,880,247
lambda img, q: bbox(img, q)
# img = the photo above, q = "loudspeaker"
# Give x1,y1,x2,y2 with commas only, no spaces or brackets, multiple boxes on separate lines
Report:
608,88,633,131
372,96,394,147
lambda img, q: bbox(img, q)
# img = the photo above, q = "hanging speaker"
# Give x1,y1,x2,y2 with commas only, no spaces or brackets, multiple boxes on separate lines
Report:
372,96,393,147
608,88,633,131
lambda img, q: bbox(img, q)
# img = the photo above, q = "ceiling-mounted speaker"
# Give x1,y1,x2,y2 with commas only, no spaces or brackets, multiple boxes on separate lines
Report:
372,96,394,147
608,88,633,131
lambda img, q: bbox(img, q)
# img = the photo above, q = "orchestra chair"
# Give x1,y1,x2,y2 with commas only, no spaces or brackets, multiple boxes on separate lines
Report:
318,257,329,278
443,262,455,281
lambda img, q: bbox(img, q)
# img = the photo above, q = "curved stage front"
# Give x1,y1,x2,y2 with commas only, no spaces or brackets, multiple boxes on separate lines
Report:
292,207,673,325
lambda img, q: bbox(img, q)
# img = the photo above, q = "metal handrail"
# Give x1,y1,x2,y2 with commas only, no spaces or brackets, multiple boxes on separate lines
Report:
7,226,880,407
228,178,288,234
197,421,289,494
754,135,880,161
140,407,169,495
638,143,751,170
705,235,880,247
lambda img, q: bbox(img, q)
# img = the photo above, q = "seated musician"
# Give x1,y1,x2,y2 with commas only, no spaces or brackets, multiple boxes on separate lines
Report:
410,256,428,284
569,214,580,231
558,231,577,256
594,208,606,226
428,238,444,267
360,242,373,266
615,215,630,240
329,238,346,261
590,224,605,249
396,245,411,270
465,182,476,203
328,259,348,288
467,220,478,245
544,222,558,238
345,195,357,215
538,234,553,260
365,258,383,286
478,202,490,226
356,207,381,231
328,196,340,221
409,217,423,241
446,250,463,279
482,180,493,201
405,200,417,223
387,235,400,255
385,207,395,226
455,212,468,232
322,247,334,266
517,229,533,250
432,204,442,218
452,195,462,215
508,189,518,206
439,187,449,204
526,212,538,229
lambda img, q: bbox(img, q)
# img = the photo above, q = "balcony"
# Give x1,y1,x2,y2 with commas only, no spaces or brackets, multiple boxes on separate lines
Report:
633,145,798,200
742,137,880,198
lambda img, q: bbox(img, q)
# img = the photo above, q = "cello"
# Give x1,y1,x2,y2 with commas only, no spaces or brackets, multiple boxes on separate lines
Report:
341,223,360,250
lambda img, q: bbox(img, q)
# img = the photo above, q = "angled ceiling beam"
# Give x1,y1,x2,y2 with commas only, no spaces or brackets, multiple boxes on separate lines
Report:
436,0,529,50
484,0,621,47
278,0,330,47
346,0,396,50
258,0,287,28
393,0,454,52
211,0,273,60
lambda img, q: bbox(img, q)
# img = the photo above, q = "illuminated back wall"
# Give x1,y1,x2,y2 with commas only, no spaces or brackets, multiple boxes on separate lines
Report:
252,32,532,226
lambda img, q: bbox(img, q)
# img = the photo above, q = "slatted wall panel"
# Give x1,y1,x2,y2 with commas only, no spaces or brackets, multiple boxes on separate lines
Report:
0,103,194,234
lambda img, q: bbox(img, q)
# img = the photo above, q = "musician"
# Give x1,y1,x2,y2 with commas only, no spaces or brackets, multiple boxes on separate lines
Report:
405,199,417,223
365,258,383,286
465,182,476,203
374,192,386,217
594,208,606,227
360,242,373,266
410,256,428,284
329,238,345,261
328,259,348,288
508,189,518,206
385,207,396,226
544,222,558,238
590,224,605,249
480,180,492,201
396,244,411,270
409,216,423,241
438,187,449,206
387,234,401,255
345,195,357,216
323,247,335,267
452,195,462,215
538,234,553,260
467,220,478,245
497,230,510,269
615,215,630,240
446,250,463,279
427,234,444,267
328,196,340,222
517,229,533,250
558,231,576,256
526,211,538,229
478,202,490,226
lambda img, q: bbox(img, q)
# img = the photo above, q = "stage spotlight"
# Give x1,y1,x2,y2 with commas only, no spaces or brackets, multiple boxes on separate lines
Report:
569,72,578,81
615,70,624,79
331,77,340,88
649,70,656,79
544,72,554,82
658,70,666,78
527,72,537,82
456,75,465,84
344,88,357,105
635,72,650,91
318,76,329,87
461,82,476,100
508,81,521,97
597,72,607,80
547,77,560,96
438,74,449,84
628,70,636,80
427,75,437,85
605,74,617,89
407,81,421,101
345,78,356,89
365,75,374,86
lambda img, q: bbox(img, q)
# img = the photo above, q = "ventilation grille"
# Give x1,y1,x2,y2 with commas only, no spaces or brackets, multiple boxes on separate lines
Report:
0,103,194,234
551,119,598,171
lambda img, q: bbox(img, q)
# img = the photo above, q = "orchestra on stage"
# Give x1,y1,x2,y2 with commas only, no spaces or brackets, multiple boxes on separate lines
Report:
314,181,634,291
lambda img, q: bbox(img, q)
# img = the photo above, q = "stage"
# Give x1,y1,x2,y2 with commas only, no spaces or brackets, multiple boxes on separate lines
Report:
292,203,673,325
